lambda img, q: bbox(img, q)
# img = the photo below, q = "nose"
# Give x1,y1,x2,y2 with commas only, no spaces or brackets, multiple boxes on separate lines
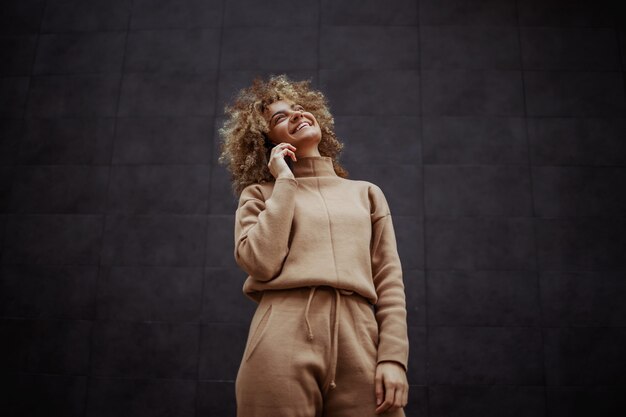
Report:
290,109,304,121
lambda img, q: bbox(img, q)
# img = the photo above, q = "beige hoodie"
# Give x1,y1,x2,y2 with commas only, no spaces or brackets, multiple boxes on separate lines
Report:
233,155,409,371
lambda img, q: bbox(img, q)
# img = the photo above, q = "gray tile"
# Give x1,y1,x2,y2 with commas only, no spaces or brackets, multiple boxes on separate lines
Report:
419,0,517,25
0,35,37,75
406,385,429,417
517,0,616,27
87,377,196,417
541,271,626,326
421,25,520,70
0,0,46,34
425,217,536,270
131,0,223,30
524,71,626,117
34,32,125,74
407,326,427,385
208,162,239,215
114,116,213,164
536,217,626,270
321,0,418,25
202,267,256,324
197,381,236,417
615,32,626,68
199,322,247,379
8,165,109,213
335,116,421,165
125,28,220,74
521,27,621,71
205,215,238,268
0,166,14,212
421,69,524,116
0,265,97,319
106,165,211,214
345,164,422,216
42,0,131,32
0,119,23,165
118,73,217,116
428,326,544,384
544,327,626,385
404,269,426,327
528,117,626,166
423,116,528,165
20,117,115,165
546,386,626,417
224,0,319,27
533,166,626,217
221,26,318,70
91,321,199,378
424,165,533,217
100,214,206,266
427,270,541,326
97,266,203,322
320,26,419,70
216,70,319,118
0,318,91,374
1,373,87,416
27,74,120,117
429,385,546,417
320,70,420,116
2,214,103,265
0,76,29,118
393,216,423,270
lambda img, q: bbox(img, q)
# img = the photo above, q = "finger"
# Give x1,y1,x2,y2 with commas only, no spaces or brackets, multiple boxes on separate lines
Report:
375,373,383,407
277,142,296,150
272,148,290,158
403,384,409,407
393,385,404,409
376,383,396,414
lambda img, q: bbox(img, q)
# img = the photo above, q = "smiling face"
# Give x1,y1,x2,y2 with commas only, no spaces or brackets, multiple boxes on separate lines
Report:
264,99,322,157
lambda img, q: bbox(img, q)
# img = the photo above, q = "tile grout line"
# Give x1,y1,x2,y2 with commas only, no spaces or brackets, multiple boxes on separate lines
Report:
415,1,431,415
86,0,134,415
514,0,550,412
195,0,227,415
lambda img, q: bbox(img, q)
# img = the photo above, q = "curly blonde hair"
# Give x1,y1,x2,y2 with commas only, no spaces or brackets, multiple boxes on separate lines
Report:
217,73,349,196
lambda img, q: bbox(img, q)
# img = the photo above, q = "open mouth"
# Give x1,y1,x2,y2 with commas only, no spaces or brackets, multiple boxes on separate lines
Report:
293,121,311,133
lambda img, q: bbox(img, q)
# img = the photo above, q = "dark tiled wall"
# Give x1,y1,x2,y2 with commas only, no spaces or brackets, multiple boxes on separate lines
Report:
1,0,625,416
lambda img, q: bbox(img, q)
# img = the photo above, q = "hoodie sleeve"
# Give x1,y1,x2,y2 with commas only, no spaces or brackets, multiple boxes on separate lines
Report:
234,177,299,282
368,183,409,372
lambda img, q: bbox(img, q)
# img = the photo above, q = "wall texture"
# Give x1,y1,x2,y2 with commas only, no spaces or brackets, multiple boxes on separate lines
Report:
1,0,625,416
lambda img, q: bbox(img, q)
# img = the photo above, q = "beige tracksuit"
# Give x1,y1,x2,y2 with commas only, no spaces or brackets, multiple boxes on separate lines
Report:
233,156,409,416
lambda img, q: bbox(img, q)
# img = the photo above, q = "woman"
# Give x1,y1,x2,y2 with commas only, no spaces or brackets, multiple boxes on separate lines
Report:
218,74,409,416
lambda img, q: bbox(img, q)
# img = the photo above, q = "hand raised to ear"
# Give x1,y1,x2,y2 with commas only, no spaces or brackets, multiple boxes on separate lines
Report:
267,142,297,179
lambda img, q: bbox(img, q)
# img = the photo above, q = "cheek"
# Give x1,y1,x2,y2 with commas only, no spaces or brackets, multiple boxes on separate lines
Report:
269,125,291,142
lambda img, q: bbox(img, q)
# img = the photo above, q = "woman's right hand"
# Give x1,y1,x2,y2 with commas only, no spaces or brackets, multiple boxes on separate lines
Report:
268,142,297,180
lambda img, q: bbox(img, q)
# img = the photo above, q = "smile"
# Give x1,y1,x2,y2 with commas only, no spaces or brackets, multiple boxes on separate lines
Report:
294,121,311,132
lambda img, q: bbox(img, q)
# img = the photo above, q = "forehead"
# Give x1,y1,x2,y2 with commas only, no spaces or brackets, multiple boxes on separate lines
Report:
265,99,296,115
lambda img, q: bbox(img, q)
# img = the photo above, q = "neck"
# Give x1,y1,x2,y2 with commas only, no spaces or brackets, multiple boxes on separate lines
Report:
290,155,338,178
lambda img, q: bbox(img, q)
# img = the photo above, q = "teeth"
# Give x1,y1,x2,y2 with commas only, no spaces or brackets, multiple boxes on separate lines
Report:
296,122,310,131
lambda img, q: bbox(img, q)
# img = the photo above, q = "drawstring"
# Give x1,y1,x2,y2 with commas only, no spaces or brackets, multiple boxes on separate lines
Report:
304,286,317,341
328,287,341,391
303,286,352,392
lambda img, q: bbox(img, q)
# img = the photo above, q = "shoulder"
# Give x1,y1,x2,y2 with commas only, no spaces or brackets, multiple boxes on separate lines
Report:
345,178,386,199
238,180,277,204
343,178,390,219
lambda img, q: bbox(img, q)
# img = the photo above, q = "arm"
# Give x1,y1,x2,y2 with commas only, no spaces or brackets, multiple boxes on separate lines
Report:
369,184,410,414
369,184,409,372
234,177,298,281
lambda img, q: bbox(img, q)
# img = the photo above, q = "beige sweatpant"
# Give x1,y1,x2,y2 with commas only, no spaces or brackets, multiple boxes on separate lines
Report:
235,285,406,417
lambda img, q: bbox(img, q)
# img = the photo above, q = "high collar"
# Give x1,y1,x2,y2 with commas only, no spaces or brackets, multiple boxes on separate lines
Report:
290,156,338,178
